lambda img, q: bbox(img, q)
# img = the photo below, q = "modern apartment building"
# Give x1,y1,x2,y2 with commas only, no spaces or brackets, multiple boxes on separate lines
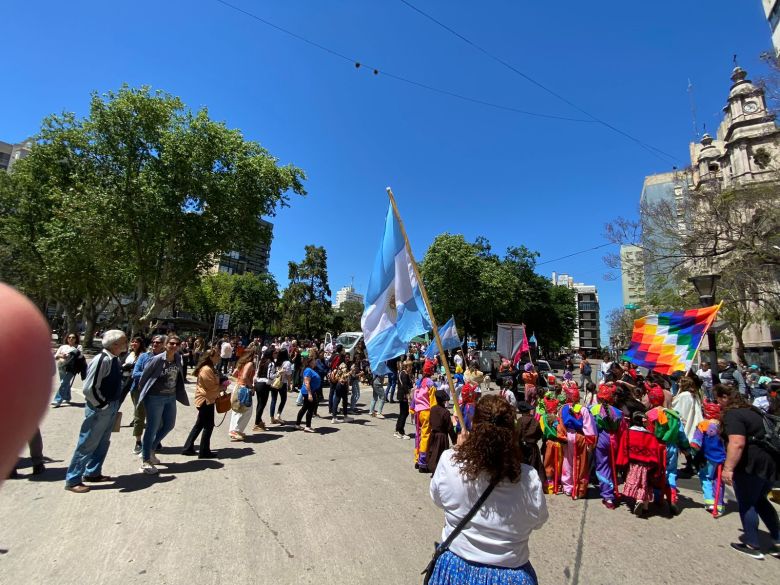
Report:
216,218,273,275
332,285,364,309
552,272,601,353
0,138,33,171
763,0,780,55
620,245,645,308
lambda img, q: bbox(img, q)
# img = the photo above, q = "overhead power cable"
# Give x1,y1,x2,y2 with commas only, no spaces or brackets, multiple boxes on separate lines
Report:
398,0,683,165
213,0,593,122
536,242,613,266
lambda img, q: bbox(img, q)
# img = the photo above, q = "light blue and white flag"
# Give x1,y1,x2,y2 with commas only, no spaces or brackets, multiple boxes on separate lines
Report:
361,204,432,373
424,316,461,359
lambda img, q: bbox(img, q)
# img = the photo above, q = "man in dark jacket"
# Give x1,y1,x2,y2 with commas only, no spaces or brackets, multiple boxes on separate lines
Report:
64,330,127,493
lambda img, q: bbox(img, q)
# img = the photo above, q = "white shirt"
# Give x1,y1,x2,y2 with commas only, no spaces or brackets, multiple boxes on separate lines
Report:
220,341,233,359
696,368,713,389
430,451,548,568
454,354,464,368
55,344,81,360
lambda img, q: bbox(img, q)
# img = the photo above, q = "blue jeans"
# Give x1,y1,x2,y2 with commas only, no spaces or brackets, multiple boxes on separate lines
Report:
54,369,76,403
142,394,177,462
385,372,397,401
370,380,385,414
350,380,361,410
65,401,119,486
732,471,780,548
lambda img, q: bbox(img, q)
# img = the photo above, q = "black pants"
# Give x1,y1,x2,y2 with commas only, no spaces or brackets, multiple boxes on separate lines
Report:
335,391,348,417
183,403,215,455
396,399,409,434
270,387,287,418
255,382,271,425
296,396,318,427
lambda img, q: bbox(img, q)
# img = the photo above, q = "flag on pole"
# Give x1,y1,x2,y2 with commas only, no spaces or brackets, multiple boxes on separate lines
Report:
512,326,530,365
361,204,432,373
621,305,721,375
424,316,461,359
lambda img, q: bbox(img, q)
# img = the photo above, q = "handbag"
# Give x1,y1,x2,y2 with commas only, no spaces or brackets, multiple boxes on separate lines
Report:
421,475,500,585
271,373,283,390
216,390,231,414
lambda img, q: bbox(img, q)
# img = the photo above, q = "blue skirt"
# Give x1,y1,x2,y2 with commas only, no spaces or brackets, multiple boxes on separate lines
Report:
430,550,538,585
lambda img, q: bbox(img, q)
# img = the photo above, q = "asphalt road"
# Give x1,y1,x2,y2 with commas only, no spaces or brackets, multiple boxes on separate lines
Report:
1,374,778,585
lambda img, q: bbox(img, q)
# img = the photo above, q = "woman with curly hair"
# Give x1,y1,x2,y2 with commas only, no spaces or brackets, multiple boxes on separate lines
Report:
715,384,779,560
428,395,548,585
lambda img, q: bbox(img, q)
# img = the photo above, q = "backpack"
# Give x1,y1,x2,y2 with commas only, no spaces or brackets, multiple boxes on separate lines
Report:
749,410,780,459
63,350,81,374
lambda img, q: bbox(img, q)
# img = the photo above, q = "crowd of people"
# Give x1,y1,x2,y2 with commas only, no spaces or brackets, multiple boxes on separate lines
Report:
9,328,780,582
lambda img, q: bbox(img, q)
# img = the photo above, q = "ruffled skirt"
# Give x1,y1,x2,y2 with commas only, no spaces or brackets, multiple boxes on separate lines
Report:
430,551,538,585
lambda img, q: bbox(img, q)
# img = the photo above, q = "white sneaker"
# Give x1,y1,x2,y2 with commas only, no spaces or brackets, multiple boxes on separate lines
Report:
375,413,386,419
402,434,411,440
140,461,159,474
303,427,315,433
331,417,338,423
149,452,161,465
394,431,403,439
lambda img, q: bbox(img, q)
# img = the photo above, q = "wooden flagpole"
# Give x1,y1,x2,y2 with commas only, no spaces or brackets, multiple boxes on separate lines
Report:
386,187,466,431
689,301,724,367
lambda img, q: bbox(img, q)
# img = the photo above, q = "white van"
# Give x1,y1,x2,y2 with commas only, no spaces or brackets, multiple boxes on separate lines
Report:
335,331,363,358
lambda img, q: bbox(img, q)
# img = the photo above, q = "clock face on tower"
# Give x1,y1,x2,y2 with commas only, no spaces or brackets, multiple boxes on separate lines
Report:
744,101,759,114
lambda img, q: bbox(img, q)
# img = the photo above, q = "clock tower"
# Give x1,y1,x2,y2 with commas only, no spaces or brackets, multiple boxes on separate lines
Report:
713,66,780,186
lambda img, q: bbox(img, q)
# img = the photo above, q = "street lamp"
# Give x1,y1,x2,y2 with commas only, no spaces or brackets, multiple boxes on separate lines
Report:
688,274,720,386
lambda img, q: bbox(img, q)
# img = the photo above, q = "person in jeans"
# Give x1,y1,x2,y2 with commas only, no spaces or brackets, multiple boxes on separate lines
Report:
64,330,128,493
137,335,189,474
129,335,165,454
52,333,82,407
385,357,399,403
579,351,592,392
182,349,225,458
295,352,321,432
369,373,386,419
716,384,779,560
395,360,414,439
331,363,351,423
349,361,362,412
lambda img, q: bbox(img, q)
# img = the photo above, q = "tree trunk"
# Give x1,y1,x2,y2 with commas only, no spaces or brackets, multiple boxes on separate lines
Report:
732,327,748,366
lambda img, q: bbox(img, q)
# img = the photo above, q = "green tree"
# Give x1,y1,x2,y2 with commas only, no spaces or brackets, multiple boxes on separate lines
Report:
280,245,332,338
0,85,306,343
419,236,576,352
333,299,364,333
229,272,279,335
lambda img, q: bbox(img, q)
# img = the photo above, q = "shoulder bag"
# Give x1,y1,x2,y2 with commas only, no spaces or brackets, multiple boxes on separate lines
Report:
421,475,500,585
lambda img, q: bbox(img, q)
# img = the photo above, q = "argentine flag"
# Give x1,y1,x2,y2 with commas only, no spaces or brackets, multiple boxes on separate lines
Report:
361,204,432,373
424,317,461,359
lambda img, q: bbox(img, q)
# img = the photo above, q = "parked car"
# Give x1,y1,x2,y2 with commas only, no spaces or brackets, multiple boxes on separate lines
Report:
335,331,363,358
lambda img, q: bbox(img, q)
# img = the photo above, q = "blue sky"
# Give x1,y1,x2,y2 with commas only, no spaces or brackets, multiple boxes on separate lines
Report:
2,1,774,344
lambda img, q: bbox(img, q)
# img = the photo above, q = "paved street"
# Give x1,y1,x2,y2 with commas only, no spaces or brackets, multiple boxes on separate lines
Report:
1,375,778,585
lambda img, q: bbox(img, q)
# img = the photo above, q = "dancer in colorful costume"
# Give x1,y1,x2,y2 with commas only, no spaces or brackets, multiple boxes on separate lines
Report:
557,385,597,499
623,411,664,517
645,383,689,514
455,382,477,433
522,363,539,407
590,383,623,509
412,358,438,473
691,399,726,514
540,386,564,494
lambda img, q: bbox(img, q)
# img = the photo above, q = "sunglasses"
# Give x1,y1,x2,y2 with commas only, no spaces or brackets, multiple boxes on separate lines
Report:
168,342,180,346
